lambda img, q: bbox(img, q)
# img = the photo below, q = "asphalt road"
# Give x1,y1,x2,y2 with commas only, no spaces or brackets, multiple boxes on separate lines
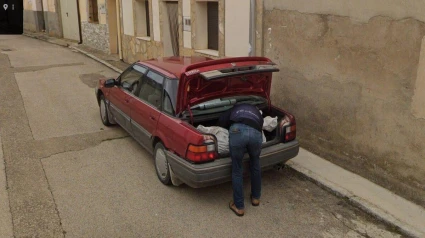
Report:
0,35,403,237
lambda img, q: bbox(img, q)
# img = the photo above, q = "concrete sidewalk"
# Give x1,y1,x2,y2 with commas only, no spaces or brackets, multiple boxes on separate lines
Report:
24,33,425,238
288,149,425,238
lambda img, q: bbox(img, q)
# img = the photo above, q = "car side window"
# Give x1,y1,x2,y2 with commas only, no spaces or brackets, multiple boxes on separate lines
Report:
163,78,178,115
162,78,178,116
138,70,164,109
163,90,175,115
118,64,147,95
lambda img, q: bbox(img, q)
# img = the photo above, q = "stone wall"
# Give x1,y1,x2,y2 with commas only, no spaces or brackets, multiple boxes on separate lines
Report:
263,7,425,207
81,22,110,53
121,35,163,63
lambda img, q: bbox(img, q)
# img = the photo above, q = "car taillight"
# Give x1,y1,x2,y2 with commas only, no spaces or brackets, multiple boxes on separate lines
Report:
284,124,296,142
281,116,296,142
186,139,218,163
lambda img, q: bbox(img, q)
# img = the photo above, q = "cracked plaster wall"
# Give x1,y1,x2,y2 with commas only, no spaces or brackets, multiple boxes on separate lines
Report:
263,3,425,207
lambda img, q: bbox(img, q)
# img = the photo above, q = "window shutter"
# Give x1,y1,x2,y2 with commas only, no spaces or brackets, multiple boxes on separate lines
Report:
207,2,219,51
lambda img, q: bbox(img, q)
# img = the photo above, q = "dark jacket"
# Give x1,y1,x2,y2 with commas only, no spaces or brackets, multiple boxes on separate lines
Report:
218,104,263,132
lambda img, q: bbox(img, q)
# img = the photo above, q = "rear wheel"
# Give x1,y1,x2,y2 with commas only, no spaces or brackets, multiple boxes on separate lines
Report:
99,95,112,126
154,142,172,185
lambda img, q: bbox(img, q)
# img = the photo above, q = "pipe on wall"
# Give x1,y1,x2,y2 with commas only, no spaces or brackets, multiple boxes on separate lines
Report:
249,0,256,56
76,0,83,44
116,0,123,60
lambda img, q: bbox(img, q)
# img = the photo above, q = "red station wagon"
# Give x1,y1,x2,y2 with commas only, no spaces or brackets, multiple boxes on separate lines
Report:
95,56,299,187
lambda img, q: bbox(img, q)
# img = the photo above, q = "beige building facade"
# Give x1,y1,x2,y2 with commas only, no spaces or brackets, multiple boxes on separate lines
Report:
23,0,63,37
115,0,262,62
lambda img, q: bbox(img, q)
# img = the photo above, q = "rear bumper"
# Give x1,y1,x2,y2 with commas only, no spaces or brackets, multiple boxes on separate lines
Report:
166,140,299,188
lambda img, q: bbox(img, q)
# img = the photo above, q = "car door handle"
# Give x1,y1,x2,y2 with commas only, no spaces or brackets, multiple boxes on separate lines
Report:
149,116,156,121
125,99,130,103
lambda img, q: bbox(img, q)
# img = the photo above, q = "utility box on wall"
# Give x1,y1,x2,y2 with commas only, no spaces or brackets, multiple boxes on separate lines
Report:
183,16,191,32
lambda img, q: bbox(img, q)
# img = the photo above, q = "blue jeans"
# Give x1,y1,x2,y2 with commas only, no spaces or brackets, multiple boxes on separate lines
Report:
229,123,263,209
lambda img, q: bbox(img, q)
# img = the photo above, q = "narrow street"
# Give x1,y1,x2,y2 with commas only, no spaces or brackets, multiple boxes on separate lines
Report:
0,35,402,237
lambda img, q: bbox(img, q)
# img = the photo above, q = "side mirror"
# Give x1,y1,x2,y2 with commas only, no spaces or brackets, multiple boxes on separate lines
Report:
104,78,116,88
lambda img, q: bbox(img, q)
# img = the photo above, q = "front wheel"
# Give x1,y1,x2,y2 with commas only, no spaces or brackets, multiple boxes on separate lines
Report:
99,95,113,126
154,143,172,185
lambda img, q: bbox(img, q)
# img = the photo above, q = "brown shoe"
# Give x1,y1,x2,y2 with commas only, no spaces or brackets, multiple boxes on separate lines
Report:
229,201,244,216
251,195,260,206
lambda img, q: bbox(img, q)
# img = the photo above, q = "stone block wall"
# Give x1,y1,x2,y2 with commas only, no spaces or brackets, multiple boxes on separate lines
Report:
121,35,164,63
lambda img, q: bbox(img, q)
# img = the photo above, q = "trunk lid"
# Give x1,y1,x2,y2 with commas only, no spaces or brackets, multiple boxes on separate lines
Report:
176,57,279,114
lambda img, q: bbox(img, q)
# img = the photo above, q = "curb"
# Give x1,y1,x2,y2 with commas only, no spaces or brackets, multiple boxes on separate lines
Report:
286,160,422,238
69,46,124,74
23,33,71,48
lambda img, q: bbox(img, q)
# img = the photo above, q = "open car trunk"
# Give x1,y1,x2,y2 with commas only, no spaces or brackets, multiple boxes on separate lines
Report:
176,58,279,115
176,57,288,157
182,105,290,157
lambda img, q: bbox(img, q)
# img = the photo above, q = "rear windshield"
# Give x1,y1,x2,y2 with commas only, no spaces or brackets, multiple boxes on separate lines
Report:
188,95,267,116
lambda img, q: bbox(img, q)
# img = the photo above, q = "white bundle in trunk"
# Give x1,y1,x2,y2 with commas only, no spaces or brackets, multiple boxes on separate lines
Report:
197,125,229,154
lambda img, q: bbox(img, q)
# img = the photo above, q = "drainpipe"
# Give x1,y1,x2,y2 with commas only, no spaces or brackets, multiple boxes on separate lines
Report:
116,0,123,60
249,0,256,56
76,0,83,44
40,0,46,32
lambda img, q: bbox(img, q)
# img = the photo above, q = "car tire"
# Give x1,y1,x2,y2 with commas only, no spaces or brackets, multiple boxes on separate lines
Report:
154,142,172,185
99,95,112,126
